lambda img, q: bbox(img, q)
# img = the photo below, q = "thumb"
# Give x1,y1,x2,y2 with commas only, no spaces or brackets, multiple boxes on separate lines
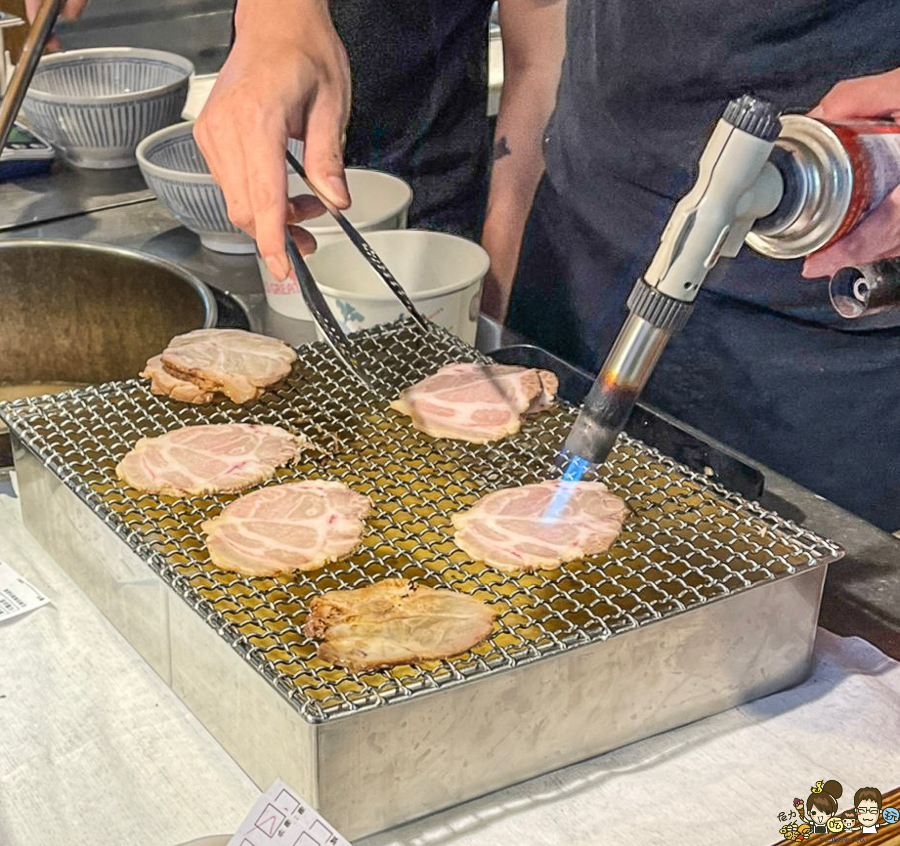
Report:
812,68,900,121
302,93,350,210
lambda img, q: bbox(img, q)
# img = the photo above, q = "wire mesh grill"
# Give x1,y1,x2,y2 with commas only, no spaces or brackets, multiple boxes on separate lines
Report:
0,320,841,723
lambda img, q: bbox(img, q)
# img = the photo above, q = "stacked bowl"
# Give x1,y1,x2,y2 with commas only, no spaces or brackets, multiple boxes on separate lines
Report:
136,121,307,254
21,47,193,169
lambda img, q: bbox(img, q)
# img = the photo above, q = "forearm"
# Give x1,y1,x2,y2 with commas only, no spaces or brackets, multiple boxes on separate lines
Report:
481,79,553,317
233,0,329,39
480,0,566,320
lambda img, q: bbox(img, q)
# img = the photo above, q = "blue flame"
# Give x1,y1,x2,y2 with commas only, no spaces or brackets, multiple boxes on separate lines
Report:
541,454,593,523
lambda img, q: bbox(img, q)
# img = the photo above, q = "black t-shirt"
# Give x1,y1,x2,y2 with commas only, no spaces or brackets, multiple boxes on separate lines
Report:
540,0,900,322
331,1,494,239
507,1,900,530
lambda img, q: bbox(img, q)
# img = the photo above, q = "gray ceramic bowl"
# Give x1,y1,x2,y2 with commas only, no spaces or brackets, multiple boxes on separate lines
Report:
137,120,303,254
21,47,193,169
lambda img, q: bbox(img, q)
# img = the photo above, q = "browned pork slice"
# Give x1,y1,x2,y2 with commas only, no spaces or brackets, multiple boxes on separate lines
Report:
143,329,297,404
202,480,371,576
140,355,216,404
116,423,308,496
390,362,558,443
452,480,627,573
304,578,496,670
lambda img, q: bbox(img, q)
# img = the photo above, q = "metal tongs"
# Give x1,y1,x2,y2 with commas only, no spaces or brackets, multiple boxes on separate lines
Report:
283,150,431,393
283,151,516,410
0,0,64,151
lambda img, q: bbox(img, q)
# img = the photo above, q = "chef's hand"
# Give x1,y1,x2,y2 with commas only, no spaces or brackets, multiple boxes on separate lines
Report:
194,0,351,278
802,67,900,279
24,0,88,21
24,0,88,52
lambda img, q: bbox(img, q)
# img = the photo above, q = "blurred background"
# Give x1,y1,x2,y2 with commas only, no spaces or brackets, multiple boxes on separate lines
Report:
1,0,233,72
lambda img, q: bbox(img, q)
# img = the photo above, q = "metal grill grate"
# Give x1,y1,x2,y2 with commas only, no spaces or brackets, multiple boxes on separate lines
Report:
1,321,841,722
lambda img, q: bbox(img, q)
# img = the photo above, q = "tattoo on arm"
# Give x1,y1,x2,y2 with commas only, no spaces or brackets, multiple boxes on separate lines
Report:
493,136,512,160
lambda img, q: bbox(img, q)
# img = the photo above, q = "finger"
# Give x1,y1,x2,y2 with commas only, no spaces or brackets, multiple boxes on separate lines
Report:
23,0,40,21
303,91,350,210
287,194,327,224
241,126,290,280
288,224,318,256
802,185,900,278
194,116,256,238
811,68,900,121
61,0,89,20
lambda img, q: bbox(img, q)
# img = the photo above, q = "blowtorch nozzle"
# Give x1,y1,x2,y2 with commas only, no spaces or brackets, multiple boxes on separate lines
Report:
560,304,679,470
563,379,639,466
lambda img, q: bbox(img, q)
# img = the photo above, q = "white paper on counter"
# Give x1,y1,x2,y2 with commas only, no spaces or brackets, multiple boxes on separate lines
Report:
0,558,49,623
227,779,352,846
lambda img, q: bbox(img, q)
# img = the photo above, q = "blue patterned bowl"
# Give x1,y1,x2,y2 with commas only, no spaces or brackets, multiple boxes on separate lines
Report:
21,47,193,169
137,121,303,254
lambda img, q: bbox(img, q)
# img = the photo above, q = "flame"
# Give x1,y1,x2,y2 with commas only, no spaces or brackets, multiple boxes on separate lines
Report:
541,454,593,523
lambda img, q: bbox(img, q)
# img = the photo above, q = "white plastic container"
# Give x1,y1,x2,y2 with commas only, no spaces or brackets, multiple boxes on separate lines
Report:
260,168,413,319
304,230,490,345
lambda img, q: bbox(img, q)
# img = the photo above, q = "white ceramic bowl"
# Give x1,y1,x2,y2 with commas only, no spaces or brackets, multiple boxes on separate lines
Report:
260,168,413,319
21,47,193,169
304,230,489,344
137,121,303,254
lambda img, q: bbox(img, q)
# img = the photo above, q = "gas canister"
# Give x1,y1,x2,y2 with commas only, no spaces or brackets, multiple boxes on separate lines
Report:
747,115,900,259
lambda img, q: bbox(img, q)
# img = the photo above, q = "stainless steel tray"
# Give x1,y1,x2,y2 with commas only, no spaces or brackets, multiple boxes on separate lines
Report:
1,320,842,838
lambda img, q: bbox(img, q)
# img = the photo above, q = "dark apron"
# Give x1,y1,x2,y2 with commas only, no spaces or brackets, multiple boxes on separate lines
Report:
508,0,900,530
330,1,494,239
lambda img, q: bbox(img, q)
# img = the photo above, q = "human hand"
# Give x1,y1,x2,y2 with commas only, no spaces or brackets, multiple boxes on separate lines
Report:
23,0,88,52
24,0,88,22
802,67,900,279
194,0,350,279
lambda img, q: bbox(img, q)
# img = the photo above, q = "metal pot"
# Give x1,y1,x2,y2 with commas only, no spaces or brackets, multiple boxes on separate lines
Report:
0,239,217,464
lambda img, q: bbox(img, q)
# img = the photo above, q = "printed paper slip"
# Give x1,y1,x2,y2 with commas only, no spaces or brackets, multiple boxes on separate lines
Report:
227,779,352,846
0,560,50,623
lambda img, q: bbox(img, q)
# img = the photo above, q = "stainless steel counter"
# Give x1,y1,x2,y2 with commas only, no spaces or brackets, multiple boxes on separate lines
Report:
0,163,151,232
54,0,233,74
1,195,898,659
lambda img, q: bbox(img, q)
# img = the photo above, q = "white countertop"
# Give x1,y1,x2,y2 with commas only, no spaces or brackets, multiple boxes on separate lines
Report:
2,477,899,846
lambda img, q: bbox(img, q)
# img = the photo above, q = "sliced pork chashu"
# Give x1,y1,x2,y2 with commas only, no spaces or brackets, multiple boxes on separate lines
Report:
141,355,216,404
390,362,558,443
452,480,627,573
202,480,371,576
305,578,496,670
116,423,309,496
142,328,297,404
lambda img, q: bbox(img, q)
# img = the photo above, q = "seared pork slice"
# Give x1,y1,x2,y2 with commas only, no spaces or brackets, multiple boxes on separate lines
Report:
390,362,558,443
144,329,297,404
452,480,627,573
116,423,308,496
202,481,371,576
141,355,216,404
305,578,496,670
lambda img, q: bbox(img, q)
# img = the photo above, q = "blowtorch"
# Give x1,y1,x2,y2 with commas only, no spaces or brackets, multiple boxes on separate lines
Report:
561,94,783,477
558,93,900,483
